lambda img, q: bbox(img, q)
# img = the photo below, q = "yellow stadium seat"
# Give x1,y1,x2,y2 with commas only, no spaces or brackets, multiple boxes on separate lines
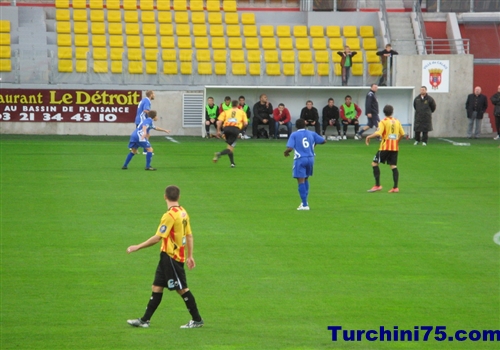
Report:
223,0,237,12
73,0,86,9
55,0,69,8
57,47,72,59
247,50,261,63
129,61,143,74
145,49,158,61
156,0,170,11
56,9,70,21
162,49,177,61
366,50,380,63
230,50,245,63
56,21,71,34
140,0,154,10
163,62,178,74
293,25,307,37
143,23,156,35
176,24,190,36
260,25,274,37
363,38,378,50
111,60,123,73
232,63,246,75
157,11,172,23
193,24,207,36
317,63,330,76
208,12,222,25
75,34,89,47
279,38,293,50
73,22,88,34
107,10,121,22
264,50,278,63
192,12,205,24
89,0,103,8
58,59,72,72
295,38,310,50
312,38,326,50
228,38,242,49
146,61,157,74
310,26,324,38
159,24,173,36
245,37,259,50
360,25,374,38
196,49,211,62
353,53,363,63
126,36,141,48
190,0,204,11
73,9,87,22
225,13,239,25
243,25,257,37
123,0,137,10
175,12,189,24
108,23,122,35
206,0,220,11
213,50,227,62
106,0,120,9
93,35,107,47
160,37,175,48
249,63,260,76
195,37,209,49
110,49,124,60
178,37,192,49
281,50,294,63
0,46,10,58
76,59,87,73
329,38,344,50
241,13,255,25
262,38,276,50
124,11,138,23
90,10,104,22
127,48,142,60
346,38,360,50
369,63,383,76
215,62,226,75
212,38,226,49
91,22,105,34
332,52,341,63
343,26,357,37
181,62,192,74
300,63,314,76
173,0,187,10
75,47,89,59
315,51,329,63
179,50,193,61
334,63,341,75
283,63,295,76
352,63,363,76
93,60,108,73
266,63,280,76
126,23,139,35
198,62,213,75
57,34,71,46
276,25,290,38
326,25,341,38
226,25,240,37
93,47,108,60
210,25,224,37
298,51,312,63
144,36,157,48
142,11,155,23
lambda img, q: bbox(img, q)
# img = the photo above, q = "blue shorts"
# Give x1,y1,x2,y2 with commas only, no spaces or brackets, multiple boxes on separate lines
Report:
128,140,151,150
292,157,314,179
367,114,380,128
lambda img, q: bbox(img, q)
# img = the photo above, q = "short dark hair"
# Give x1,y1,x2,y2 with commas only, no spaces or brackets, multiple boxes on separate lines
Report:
278,103,285,107
207,96,214,100
231,100,239,107
296,119,306,129
383,105,394,117
306,100,313,105
421,86,427,90
239,95,245,100
328,98,334,102
147,110,157,118
345,95,352,100
224,96,231,101
165,185,180,201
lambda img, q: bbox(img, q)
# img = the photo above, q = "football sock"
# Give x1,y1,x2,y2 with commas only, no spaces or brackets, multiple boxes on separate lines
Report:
124,152,135,166
220,149,231,156
205,125,210,133
141,292,163,322
373,165,381,186
304,180,310,196
358,128,365,136
180,290,202,322
298,183,308,206
146,152,153,168
228,151,234,164
392,167,399,188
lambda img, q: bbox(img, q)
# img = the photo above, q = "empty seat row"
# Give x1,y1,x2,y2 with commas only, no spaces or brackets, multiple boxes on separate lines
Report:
0,21,11,71
55,0,237,12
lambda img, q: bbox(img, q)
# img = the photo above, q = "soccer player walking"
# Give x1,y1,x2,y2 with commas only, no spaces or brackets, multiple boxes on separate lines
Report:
365,105,405,193
126,185,204,329
284,119,326,210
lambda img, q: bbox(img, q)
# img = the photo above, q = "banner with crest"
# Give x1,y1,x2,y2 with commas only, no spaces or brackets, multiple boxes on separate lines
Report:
421,60,450,93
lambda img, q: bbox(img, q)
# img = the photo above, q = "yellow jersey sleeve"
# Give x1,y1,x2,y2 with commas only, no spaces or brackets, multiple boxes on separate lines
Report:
155,212,175,238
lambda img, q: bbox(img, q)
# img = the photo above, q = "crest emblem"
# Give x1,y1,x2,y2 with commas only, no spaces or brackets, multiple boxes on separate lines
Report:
428,69,443,90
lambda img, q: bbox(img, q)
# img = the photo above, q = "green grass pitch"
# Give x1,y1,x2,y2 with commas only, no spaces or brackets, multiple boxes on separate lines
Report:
1,134,499,350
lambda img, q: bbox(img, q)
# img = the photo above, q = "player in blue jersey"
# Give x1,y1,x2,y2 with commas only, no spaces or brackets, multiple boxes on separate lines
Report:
135,91,155,127
284,119,326,210
122,110,170,171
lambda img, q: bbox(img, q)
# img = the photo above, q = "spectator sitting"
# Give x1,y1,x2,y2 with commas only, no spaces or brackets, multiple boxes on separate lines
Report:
273,103,293,139
252,94,274,139
237,95,252,139
219,96,232,115
322,98,341,139
204,96,218,138
339,95,362,139
300,100,321,135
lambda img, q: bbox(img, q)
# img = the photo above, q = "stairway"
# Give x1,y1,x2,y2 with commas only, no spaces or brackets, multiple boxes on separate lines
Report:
387,12,418,55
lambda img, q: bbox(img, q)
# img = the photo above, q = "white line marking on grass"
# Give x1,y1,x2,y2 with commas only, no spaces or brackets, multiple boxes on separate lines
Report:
165,136,180,144
493,232,500,246
439,138,471,146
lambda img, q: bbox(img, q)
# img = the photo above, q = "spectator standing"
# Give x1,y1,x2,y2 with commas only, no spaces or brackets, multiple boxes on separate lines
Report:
300,100,321,135
490,85,500,140
465,86,488,139
376,44,398,86
339,95,362,139
322,98,341,139
252,94,274,139
273,103,293,139
413,86,437,146
337,46,357,86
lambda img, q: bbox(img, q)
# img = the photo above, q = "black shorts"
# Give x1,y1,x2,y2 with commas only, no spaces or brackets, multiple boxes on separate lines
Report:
373,151,398,165
223,126,240,146
367,115,380,128
153,252,188,291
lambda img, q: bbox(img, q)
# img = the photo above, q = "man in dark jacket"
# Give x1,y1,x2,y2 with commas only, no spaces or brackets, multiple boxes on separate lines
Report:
466,86,488,139
300,100,321,135
490,85,500,140
356,84,379,140
252,94,274,139
376,44,398,86
322,98,341,138
413,86,436,146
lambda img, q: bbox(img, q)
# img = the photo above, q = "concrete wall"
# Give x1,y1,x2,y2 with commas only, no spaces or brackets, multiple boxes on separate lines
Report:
394,54,475,137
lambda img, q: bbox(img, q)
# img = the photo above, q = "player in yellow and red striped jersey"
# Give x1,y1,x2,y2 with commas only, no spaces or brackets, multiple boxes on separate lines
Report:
365,105,405,193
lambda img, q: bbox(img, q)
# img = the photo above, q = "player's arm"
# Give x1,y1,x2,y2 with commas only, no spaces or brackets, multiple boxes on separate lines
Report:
186,234,195,270
284,147,293,157
365,123,384,145
154,126,171,134
127,235,161,254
